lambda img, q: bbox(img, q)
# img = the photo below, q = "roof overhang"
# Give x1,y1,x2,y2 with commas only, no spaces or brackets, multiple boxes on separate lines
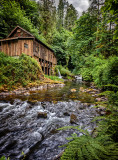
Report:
0,37,34,42
7,26,34,38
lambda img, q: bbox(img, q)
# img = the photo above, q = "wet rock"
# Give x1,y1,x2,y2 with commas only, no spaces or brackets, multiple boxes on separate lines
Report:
53,150,64,160
23,92,30,96
63,112,70,116
37,112,47,118
43,85,47,90
47,84,55,88
0,84,65,98
79,87,84,92
100,111,106,116
96,96,108,102
105,110,112,116
28,100,38,105
0,99,99,160
96,98,102,102
79,104,86,110
70,113,77,124
70,89,76,92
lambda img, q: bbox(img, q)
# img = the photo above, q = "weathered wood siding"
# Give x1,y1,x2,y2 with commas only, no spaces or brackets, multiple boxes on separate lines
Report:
9,28,32,38
1,39,33,57
1,40,18,56
18,39,33,57
33,40,39,58
38,43,56,64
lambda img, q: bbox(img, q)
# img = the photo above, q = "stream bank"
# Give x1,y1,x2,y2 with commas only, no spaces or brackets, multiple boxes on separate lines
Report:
0,83,65,99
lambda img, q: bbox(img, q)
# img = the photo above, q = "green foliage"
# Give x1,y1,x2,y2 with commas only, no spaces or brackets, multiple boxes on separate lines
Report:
45,75,64,82
0,156,9,160
92,56,118,86
37,0,57,43
52,28,72,66
0,52,43,88
64,3,78,31
59,126,118,160
102,0,118,39
80,67,93,81
55,65,73,78
97,107,118,142
0,0,48,45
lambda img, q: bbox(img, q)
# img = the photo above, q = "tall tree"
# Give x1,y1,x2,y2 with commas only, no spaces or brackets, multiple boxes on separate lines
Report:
57,0,66,30
37,0,56,42
64,3,78,30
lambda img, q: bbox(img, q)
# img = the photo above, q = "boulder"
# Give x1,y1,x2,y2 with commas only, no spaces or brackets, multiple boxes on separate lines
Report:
79,87,84,92
70,89,76,92
63,112,70,116
95,98,102,102
70,113,77,124
37,112,47,118
24,92,30,96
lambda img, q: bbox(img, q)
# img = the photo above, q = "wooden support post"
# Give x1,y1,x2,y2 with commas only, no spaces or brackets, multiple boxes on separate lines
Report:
49,62,51,76
44,60,45,74
47,62,48,75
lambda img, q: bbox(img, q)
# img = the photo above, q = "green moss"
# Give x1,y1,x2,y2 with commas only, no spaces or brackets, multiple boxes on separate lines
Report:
0,52,44,89
45,75,64,82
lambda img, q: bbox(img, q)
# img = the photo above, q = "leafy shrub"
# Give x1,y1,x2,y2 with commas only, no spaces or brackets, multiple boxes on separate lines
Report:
80,67,92,81
58,127,118,160
0,52,44,88
0,156,9,160
55,65,73,78
77,55,118,86
92,56,118,86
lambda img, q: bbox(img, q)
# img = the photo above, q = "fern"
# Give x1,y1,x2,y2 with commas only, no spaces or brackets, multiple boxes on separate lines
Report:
59,127,118,160
0,156,10,160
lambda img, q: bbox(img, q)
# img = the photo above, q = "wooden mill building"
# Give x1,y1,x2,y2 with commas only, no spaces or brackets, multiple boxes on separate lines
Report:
0,26,57,75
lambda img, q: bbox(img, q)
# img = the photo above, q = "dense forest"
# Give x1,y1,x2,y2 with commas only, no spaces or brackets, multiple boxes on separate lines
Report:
0,0,118,159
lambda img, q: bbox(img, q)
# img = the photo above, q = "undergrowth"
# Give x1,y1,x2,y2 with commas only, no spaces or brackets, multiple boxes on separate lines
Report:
0,52,44,90
45,75,64,82
55,65,74,79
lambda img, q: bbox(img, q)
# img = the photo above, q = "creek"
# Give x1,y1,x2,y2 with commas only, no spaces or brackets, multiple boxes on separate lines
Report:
0,81,99,160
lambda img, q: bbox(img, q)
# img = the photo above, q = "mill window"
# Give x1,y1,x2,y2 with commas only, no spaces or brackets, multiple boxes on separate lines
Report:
24,43,28,48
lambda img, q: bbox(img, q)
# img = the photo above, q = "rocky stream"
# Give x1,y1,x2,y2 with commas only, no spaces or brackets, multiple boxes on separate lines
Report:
0,81,101,160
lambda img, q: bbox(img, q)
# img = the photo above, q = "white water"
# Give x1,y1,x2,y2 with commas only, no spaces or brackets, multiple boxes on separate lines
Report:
57,69,62,79
0,100,98,160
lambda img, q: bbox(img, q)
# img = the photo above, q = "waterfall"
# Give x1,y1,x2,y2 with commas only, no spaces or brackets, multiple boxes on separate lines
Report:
75,75,82,81
57,69,62,79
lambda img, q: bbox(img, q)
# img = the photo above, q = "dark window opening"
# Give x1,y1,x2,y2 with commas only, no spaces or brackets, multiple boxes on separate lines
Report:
42,66,44,72
24,43,28,48
45,67,47,75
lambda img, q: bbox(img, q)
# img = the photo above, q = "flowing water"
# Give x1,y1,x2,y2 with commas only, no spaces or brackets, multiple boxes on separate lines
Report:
0,81,99,160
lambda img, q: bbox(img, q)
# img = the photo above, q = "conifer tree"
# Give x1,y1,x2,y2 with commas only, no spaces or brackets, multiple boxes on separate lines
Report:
57,0,66,30
64,3,78,30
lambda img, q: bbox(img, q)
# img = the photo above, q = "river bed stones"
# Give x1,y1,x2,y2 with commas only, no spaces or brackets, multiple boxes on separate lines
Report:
70,113,78,124
0,99,100,160
0,83,65,98
37,112,47,118
70,88,76,92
